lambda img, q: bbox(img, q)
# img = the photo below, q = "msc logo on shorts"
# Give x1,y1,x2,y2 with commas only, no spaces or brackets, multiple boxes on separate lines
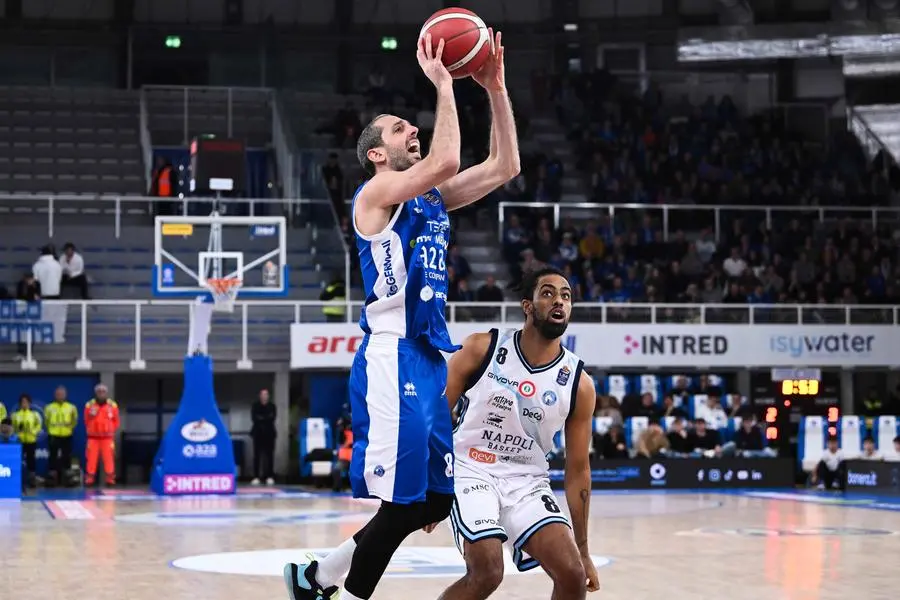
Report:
468,448,497,464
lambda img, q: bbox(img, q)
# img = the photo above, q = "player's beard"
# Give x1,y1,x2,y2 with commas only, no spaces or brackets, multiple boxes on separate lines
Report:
532,310,569,340
386,145,416,172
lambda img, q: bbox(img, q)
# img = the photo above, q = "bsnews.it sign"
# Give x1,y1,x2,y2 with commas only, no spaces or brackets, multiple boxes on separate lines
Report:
844,460,900,495
290,323,897,368
547,458,795,490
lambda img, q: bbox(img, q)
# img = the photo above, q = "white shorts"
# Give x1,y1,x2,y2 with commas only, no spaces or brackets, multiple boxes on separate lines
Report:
449,460,571,572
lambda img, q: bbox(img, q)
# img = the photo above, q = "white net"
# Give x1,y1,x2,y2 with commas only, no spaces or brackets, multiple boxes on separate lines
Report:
206,278,242,313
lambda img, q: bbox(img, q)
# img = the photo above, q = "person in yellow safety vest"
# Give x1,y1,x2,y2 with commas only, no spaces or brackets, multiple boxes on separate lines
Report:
0,402,6,422
320,274,346,323
11,393,42,487
44,386,78,486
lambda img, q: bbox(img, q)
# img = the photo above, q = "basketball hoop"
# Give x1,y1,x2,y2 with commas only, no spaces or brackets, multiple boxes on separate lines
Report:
205,277,242,313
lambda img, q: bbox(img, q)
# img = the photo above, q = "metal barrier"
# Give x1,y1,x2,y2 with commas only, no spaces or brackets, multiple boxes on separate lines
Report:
498,201,900,243
9,300,898,371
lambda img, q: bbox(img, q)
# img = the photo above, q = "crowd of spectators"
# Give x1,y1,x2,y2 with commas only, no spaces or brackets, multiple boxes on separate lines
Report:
501,69,900,314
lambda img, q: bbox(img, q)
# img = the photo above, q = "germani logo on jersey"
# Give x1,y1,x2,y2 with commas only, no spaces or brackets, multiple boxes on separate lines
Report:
488,372,519,388
403,382,417,397
556,366,571,386
380,240,400,296
541,391,557,407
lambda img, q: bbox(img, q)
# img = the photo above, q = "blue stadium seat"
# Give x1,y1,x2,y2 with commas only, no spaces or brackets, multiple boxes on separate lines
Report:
799,416,826,471
875,416,899,460
605,375,629,402
637,374,661,402
298,417,333,477
838,415,864,459
625,417,649,448
592,416,614,435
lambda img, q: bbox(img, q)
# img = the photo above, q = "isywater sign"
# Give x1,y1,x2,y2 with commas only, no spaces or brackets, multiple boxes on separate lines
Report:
290,323,897,368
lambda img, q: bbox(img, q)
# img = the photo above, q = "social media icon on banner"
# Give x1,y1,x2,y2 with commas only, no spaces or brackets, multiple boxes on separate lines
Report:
724,470,733,481
737,470,749,480
697,470,705,482
709,469,721,482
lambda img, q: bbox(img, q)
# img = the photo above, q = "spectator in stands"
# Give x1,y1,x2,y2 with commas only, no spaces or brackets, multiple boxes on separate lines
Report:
476,276,504,303
14,273,40,360
59,243,89,300
319,273,346,323
150,157,178,214
731,417,775,458
687,418,722,458
670,377,691,404
893,436,900,459
723,248,747,279
32,245,61,300
12,394,42,487
594,395,623,425
250,389,277,486
0,417,17,445
727,395,747,419
860,436,883,461
858,386,888,417
810,436,845,490
636,418,669,459
503,214,530,265
594,424,628,459
661,394,688,420
666,417,691,456
321,153,345,221
697,394,728,430
631,393,662,420
447,245,471,282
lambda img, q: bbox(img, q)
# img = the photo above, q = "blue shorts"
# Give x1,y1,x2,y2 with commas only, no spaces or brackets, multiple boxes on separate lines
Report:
348,334,455,504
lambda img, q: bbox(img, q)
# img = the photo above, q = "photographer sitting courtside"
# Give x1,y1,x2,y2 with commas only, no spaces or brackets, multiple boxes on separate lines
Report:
810,435,845,490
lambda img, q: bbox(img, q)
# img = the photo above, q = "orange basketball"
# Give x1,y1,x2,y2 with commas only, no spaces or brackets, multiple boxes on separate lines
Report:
419,7,492,79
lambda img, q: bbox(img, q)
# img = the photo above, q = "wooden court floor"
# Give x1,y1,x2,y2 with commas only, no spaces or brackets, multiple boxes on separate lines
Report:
1,489,898,600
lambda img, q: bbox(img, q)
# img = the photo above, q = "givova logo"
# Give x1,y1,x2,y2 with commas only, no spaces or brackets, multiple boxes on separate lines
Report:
769,333,875,358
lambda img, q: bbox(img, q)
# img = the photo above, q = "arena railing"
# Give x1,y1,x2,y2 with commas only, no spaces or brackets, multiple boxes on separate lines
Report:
0,194,336,237
13,300,899,370
498,201,900,243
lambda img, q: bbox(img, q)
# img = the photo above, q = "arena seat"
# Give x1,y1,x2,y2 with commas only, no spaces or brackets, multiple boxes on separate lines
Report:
875,416,899,460
605,375,629,402
625,417,649,448
592,416,614,435
298,418,333,478
799,416,826,471
637,374,661,402
838,415,864,459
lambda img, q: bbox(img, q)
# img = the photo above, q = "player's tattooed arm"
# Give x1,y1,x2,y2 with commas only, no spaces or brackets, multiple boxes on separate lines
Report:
444,332,495,416
564,370,597,558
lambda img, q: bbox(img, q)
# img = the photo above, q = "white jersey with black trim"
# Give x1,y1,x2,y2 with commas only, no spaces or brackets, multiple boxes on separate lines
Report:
452,328,585,479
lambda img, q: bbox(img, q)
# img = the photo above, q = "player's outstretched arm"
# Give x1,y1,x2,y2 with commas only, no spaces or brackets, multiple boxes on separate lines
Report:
564,369,600,592
358,34,461,210
438,30,520,212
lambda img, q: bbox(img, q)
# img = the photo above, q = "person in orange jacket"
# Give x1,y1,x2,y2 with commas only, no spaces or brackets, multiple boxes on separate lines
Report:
331,417,353,493
84,383,120,486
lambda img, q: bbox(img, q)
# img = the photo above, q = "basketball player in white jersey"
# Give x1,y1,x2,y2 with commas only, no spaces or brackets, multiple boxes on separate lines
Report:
437,266,599,599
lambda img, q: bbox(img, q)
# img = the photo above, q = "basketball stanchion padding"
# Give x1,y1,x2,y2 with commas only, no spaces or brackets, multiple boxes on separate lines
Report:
206,278,242,313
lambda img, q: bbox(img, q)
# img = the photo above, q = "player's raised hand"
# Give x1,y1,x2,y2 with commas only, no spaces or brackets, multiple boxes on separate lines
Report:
472,30,505,92
582,554,600,593
417,33,453,88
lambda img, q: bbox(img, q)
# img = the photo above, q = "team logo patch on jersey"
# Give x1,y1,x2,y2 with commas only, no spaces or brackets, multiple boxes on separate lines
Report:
519,380,536,398
556,366,571,386
522,407,545,423
542,390,558,406
489,395,514,412
374,465,385,477
468,448,497,464
422,191,441,205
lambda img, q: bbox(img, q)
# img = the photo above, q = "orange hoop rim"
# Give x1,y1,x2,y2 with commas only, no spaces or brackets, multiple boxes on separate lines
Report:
206,278,242,294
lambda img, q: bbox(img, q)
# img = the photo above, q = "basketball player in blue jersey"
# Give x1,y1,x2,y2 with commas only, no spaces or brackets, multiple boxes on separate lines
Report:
285,30,520,600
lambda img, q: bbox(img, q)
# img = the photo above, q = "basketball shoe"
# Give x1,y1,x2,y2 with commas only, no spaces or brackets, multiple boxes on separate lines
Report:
283,558,339,600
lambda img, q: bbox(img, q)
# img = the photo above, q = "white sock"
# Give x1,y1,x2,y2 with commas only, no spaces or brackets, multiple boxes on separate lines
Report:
341,592,364,600
316,537,357,588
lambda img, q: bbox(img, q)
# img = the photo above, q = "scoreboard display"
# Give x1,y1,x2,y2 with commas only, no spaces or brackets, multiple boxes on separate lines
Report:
751,369,841,457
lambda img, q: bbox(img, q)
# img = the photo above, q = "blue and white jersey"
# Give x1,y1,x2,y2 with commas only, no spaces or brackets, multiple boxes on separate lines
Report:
352,183,458,353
